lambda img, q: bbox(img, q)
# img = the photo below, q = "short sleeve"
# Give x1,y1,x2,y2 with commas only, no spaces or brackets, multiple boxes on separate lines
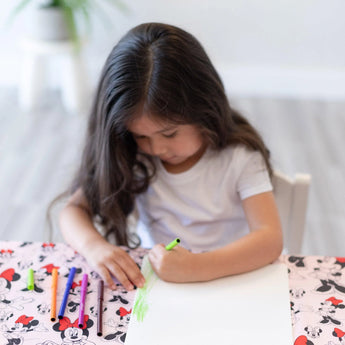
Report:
236,149,272,200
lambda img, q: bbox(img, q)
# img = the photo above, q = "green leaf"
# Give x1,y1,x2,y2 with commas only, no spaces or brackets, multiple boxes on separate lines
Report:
62,6,80,51
6,0,33,26
79,3,93,36
6,0,129,42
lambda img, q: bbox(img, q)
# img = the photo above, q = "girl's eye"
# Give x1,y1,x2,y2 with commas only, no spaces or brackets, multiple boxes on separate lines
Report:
163,131,177,138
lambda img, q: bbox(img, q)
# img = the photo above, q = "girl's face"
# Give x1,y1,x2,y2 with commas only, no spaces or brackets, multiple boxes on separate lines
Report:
128,114,206,173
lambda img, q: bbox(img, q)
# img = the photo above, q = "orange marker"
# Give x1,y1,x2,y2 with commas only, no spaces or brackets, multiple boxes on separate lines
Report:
50,268,58,321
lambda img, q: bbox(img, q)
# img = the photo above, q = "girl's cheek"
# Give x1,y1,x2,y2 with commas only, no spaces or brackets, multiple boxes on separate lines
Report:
137,141,151,155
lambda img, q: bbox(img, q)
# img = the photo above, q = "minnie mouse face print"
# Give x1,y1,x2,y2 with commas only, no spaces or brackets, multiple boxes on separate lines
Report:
37,315,96,345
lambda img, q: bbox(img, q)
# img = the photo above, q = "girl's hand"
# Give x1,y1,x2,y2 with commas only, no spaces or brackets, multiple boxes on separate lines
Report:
87,240,145,291
148,244,196,282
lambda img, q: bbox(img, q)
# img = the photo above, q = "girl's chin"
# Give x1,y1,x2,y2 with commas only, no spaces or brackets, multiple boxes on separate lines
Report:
161,156,183,165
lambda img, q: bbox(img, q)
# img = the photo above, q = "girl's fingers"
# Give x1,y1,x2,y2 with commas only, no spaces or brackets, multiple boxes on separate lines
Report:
107,261,135,291
97,265,118,290
125,265,146,288
112,254,145,289
97,260,133,291
149,244,168,267
92,247,146,291
120,255,146,288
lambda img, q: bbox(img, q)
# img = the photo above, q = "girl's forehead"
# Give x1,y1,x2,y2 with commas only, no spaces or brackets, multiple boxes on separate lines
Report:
127,113,177,133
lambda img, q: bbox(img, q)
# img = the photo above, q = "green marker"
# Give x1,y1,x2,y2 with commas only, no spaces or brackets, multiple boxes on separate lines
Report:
165,238,180,251
27,269,34,290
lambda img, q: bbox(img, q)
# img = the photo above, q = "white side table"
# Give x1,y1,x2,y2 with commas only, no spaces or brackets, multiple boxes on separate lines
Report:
19,38,89,114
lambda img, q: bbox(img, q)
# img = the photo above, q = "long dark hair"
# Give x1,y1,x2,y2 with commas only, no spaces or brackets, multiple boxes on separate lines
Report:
67,22,272,247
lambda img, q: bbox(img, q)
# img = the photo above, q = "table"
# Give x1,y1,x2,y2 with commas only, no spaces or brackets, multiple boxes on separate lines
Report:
1,241,345,345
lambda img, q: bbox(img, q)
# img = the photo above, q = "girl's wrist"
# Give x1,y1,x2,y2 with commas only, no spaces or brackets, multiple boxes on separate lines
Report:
82,233,108,254
185,251,210,282
190,251,219,282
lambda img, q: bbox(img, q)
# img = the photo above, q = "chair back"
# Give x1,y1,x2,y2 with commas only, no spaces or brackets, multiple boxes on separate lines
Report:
272,171,311,254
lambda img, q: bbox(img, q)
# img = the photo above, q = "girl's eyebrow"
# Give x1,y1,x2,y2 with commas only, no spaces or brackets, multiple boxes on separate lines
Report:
157,125,177,133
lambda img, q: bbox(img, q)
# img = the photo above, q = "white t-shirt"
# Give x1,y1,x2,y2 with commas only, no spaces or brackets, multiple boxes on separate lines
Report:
135,144,272,252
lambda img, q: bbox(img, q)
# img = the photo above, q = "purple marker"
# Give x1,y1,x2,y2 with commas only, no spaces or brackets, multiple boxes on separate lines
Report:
78,274,88,328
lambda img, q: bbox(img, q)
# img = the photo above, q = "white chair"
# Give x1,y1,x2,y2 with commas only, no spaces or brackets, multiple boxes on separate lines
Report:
272,170,311,254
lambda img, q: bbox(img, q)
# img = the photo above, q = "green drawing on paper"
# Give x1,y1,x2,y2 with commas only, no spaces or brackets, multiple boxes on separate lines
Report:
133,255,158,322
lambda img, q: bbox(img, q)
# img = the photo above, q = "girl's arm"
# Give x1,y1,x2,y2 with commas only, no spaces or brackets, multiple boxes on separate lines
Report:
59,188,145,290
148,191,283,282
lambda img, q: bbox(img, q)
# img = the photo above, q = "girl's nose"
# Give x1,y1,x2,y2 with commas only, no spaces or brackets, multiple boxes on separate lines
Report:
149,138,166,156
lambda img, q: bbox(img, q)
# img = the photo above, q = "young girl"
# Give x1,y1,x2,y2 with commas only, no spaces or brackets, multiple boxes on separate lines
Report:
59,22,283,291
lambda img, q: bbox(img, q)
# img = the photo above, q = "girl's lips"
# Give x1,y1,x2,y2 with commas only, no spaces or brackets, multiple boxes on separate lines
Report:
160,156,176,162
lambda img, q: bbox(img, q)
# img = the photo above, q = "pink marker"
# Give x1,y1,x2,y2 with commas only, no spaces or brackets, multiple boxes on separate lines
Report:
78,274,88,328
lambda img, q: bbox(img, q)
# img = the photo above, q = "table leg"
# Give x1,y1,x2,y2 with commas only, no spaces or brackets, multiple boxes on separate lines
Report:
61,53,89,114
19,54,46,111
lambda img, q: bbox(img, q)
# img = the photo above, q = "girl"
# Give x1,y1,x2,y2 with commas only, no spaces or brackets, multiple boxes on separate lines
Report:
59,22,283,291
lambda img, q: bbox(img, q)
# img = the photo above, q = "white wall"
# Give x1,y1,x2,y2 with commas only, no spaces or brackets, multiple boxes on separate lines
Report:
1,0,345,99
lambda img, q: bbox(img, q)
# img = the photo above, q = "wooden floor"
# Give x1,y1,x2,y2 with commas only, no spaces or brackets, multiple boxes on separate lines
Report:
0,88,344,255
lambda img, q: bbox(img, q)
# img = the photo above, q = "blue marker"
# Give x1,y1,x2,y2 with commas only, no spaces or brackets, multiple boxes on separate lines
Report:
58,267,76,319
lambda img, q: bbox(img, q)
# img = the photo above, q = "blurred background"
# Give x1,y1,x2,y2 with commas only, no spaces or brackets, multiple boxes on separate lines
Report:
0,0,344,255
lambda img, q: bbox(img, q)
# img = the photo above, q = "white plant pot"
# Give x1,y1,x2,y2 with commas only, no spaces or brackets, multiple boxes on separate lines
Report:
28,7,71,41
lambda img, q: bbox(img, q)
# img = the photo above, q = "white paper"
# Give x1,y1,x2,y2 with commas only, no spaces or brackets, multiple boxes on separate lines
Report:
126,260,293,345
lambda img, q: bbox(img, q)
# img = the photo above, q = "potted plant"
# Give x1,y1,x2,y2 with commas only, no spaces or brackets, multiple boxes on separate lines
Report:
9,0,127,47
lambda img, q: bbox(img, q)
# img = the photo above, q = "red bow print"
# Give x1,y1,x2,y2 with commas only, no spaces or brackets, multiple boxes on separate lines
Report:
0,268,15,281
59,316,89,330
42,243,55,248
327,297,343,306
72,281,82,290
334,327,345,338
294,335,313,345
41,264,59,274
119,307,132,317
336,257,345,263
1,249,13,254
15,315,34,325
